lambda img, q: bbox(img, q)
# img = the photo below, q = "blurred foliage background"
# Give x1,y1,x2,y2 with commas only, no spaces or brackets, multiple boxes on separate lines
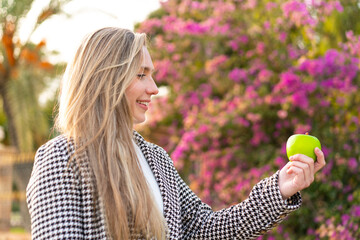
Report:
0,0,70,233
1,0,360,239
135,0,360,239
0,0,70,152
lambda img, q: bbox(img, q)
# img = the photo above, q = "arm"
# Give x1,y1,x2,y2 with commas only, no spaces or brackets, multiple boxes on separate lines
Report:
26,138,84,239
178,148,326,239
178,170,301,240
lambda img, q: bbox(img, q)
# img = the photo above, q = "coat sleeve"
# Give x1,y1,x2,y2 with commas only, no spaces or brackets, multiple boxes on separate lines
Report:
177,169,302,239
26,138,85,239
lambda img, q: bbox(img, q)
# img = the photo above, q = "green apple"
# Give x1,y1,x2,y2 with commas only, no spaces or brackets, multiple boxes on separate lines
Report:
286,133,321,161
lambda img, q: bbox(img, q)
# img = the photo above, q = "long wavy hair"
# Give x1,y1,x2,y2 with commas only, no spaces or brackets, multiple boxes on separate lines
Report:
55,27,167,239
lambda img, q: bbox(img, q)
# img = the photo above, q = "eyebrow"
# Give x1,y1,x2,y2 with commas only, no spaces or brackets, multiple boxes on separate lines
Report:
140,66,155,72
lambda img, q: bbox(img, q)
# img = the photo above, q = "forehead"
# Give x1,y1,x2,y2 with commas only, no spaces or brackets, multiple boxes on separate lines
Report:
141,46,154,71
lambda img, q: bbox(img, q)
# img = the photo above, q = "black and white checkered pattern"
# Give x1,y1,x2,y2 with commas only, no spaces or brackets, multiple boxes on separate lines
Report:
27,131,301,239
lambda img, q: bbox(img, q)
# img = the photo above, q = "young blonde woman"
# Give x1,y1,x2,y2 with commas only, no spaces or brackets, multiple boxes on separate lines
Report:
26,27,326,240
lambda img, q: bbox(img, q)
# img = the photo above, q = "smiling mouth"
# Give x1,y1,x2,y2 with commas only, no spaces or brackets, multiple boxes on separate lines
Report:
136,100,149,106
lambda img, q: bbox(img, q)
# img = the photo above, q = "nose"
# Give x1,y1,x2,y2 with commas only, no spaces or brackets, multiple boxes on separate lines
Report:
146,76,159,95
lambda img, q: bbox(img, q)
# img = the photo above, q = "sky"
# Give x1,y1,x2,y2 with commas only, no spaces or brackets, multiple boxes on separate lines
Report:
17,0,164,106
19,0,161,63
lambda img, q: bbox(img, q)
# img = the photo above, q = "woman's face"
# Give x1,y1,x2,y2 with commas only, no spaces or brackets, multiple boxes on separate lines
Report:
125,46,159,124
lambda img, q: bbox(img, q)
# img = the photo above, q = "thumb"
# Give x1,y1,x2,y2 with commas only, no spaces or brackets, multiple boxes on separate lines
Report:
314,147,326,173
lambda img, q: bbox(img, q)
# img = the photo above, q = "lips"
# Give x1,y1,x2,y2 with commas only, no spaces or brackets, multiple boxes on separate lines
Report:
136,100,150,111
136,100,149,106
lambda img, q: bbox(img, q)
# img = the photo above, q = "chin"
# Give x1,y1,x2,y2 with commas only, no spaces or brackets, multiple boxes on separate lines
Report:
134,117,146,125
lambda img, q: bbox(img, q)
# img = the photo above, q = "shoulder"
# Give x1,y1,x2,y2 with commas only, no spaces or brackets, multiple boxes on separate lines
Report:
149,142,171,158
134,131,170,156
27,135,82,202
32,135,76,179
35,135,73,158
133,130,175,166
27,136,94,239
35,135,73,163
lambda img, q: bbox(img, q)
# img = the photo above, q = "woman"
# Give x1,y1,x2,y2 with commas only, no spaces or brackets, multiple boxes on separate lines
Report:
26,27,326,239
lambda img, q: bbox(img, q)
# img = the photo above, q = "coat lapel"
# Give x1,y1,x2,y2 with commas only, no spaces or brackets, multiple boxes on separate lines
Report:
133,131,180,239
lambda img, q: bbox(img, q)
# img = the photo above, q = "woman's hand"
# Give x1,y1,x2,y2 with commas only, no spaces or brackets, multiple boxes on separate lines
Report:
278,147,326,200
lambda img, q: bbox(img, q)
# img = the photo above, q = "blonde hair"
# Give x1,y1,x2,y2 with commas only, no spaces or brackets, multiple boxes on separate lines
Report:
56,27,166,239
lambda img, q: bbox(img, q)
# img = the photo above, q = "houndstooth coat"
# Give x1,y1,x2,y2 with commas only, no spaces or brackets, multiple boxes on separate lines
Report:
27,131,302,239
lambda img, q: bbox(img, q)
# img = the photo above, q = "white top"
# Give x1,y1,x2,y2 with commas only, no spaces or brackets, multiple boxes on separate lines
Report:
133,142,164,213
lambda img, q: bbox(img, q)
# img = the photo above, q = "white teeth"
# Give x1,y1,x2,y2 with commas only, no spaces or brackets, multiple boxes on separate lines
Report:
137,101,149,106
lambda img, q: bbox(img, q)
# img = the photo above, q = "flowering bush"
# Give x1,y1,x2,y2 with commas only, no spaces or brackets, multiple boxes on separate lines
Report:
136,0,360,238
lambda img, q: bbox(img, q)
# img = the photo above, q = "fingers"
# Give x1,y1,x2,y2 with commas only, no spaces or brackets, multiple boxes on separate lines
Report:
289,154,315,177
286,165,306,189
287,161,314,189
314,147,326,172
282,149,327,193
288,154,317,190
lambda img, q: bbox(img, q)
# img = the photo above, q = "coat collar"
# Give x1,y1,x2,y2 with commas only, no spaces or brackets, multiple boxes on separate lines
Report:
132,131,166,196
133,130,179,238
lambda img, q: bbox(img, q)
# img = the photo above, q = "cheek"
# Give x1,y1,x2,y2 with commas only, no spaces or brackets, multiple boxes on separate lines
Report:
125,80,142,96
125,83,137,100
125,83,141,109
125,94,136,111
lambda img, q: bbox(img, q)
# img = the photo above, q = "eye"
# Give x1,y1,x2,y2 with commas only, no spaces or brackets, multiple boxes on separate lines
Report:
137,74,146,79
